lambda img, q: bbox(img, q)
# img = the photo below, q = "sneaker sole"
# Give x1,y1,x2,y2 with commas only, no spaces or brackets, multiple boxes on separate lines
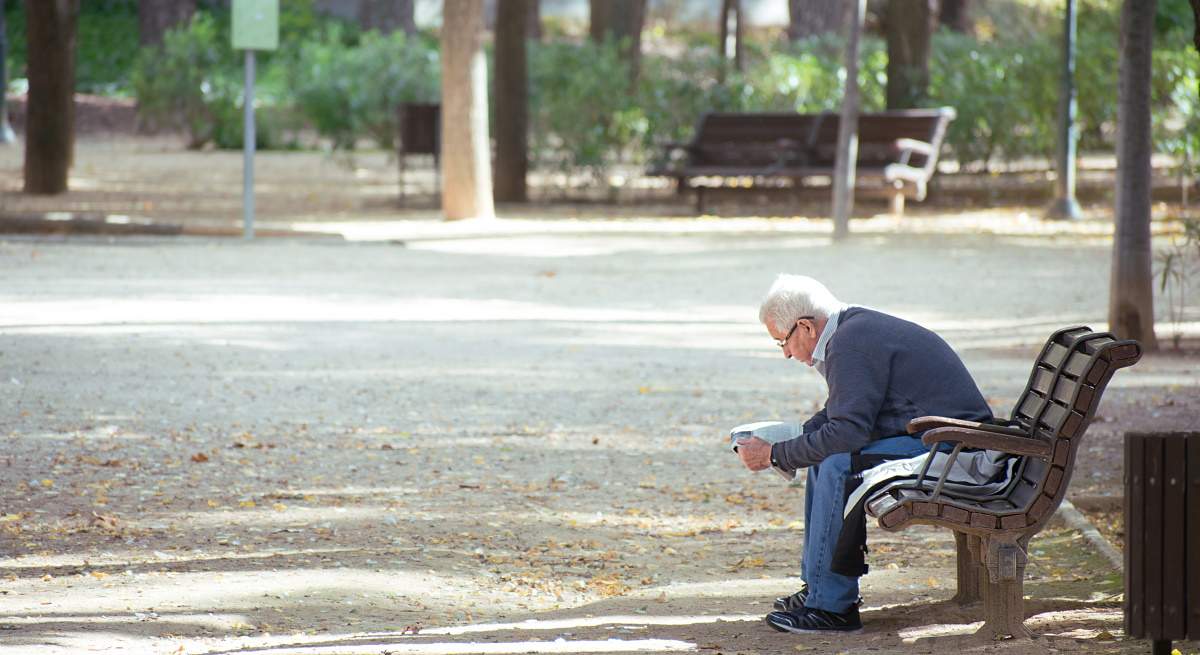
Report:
765,617,863,635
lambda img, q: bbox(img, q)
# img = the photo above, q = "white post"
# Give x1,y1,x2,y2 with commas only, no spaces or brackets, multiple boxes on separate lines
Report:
832,0,866,240
243,49,256,240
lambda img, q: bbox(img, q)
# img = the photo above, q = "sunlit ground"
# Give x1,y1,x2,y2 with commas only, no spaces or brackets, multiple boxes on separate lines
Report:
2,139,1199,655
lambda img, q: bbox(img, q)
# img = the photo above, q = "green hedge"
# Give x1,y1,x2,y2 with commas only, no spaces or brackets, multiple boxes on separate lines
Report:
287,29,439,150
5,0,140,95
76,1,1200,176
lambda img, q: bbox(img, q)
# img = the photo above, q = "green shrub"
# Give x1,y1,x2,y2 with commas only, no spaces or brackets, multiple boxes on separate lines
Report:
132,13,290,149
928,30,1058,170
635,48,748,158
287,29,439,150
741,35,887,114
528,39,648,178
4,0,140,95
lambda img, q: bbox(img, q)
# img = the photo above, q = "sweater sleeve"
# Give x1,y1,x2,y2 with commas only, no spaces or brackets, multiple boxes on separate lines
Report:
771,346,891,470
802,405,829,434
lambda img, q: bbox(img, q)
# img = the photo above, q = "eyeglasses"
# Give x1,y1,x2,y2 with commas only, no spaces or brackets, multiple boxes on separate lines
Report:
775,316,814,348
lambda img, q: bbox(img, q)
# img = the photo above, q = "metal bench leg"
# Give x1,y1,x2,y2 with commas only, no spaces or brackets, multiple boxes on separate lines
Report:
951,532,982,605
889,183,905,217
977,536,1032,640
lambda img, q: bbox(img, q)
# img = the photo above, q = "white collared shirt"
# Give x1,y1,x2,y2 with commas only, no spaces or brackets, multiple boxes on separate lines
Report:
812,304,851,377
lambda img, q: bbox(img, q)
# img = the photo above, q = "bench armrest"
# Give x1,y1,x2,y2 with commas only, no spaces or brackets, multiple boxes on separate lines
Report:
908,416,1026,436
893,138,934,157
921,426,1052,458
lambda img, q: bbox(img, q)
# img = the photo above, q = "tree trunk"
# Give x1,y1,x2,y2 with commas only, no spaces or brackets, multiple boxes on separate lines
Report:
138,0,195,47
885,0,937,109
359,0,417,36
1109,0,1158,349
939,0,972,33
832,0,866,240
528,0,541,41
1192,0,1200,111
589,0,645,81
24,0,77,195
441,0,494,221
0,3,14,144
493,0,528,203
787,0,841,41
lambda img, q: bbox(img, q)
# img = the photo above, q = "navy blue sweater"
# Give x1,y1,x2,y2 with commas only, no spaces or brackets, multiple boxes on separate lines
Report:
770,307,993,471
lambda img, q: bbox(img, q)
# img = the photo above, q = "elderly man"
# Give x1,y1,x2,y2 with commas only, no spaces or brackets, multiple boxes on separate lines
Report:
736,274,993,634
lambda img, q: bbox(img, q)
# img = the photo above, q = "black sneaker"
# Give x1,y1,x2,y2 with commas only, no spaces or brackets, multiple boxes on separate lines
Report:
772,585,809,612
772,586,863,612
765,606,863,634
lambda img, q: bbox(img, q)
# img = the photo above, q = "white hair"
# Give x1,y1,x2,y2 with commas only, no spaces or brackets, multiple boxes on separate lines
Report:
758,274,842,332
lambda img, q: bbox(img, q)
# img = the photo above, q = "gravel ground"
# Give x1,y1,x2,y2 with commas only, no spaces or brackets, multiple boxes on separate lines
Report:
0,222,1197,655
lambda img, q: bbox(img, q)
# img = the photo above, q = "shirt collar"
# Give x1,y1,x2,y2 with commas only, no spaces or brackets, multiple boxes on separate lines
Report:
812,304,849,366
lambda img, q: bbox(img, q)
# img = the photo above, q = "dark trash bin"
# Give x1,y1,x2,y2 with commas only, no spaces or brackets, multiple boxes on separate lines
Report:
397,102,440,204
1124,431,1200,655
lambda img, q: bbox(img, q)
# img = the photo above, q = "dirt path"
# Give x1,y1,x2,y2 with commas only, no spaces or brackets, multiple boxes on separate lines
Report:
0,228,1196,654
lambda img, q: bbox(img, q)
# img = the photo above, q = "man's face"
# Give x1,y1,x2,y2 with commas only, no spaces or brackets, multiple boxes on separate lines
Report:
767,317,819,366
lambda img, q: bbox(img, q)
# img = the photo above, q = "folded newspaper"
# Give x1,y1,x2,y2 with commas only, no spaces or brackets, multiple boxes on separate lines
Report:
729,420,802,481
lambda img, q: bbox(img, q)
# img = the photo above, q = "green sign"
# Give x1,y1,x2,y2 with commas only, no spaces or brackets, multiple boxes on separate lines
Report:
232,0,278,51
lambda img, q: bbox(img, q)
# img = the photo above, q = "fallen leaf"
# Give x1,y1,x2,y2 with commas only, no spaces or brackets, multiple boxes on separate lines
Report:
190,453,209,463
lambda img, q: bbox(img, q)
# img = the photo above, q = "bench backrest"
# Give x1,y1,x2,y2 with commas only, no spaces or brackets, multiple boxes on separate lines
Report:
690,108,955,172
690,113,826,167
807,108,956,170
996,326,1142,532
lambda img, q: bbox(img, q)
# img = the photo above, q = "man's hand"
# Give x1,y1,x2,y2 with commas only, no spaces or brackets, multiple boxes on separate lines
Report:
736,436,772,472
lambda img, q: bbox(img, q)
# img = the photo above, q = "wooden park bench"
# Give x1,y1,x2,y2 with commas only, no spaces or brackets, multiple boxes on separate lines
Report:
862,326,1142,639
647,107,955,215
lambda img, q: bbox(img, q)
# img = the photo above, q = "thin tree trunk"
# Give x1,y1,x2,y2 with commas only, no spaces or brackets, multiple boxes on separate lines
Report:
494,0,528,203
527,0,541,41
24,0,77,195
1191,0,1200,124
832,0,866,240
138,0,195,47
1109,0,1159,349
359,0,416,35
885,0,936,109
939,0,972,33
441,0,494,221
589,0,645,81
787,0,841,41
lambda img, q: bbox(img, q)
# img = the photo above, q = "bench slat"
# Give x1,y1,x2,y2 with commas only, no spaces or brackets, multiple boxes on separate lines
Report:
1188,437,1200,637
1126,434,1146,636
1163,435,1188,638
1146,438,1165,635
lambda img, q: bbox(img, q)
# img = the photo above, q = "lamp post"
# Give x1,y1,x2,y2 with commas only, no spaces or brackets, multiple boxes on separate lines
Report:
1046,0,1082,220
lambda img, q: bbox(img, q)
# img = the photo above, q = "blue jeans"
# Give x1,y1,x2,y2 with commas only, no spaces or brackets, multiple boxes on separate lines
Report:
800,434,929,613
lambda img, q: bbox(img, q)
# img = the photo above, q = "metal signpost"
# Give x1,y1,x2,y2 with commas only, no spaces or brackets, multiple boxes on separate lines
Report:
232,0,279,239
